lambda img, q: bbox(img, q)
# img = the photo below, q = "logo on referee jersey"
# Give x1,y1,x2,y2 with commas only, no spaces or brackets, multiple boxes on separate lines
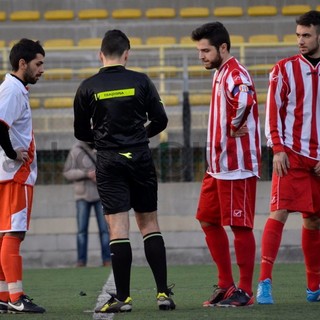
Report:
94,88,135,100
119,152,132,159
233,209,243,217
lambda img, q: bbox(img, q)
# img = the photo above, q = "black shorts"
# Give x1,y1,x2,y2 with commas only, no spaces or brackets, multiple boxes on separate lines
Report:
96,146,158,214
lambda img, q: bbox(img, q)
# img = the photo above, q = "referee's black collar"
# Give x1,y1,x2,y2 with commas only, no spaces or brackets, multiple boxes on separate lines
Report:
10,73,28,87
99,65,125,72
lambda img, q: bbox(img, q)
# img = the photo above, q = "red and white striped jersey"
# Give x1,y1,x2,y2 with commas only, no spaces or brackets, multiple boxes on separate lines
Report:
206,57,261,179
265,54,320,160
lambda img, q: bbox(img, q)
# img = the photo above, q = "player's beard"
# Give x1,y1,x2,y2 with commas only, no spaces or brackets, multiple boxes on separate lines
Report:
300,40,320,57
23,66,39,84
205,52,223,70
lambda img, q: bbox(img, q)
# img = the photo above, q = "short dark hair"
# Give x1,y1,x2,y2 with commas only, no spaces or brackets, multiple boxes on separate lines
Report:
101,29,131,57
191,22,230,51
296,10,320,34
9,38,45,71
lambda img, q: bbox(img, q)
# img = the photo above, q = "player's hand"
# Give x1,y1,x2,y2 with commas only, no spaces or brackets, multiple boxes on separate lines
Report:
273,151,290,177
15,149,29,163
230,123,248,137
314,161,320,176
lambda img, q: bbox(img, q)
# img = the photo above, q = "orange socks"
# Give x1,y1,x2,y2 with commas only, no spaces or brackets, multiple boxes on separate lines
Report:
1,236,23,302
0,237,9,302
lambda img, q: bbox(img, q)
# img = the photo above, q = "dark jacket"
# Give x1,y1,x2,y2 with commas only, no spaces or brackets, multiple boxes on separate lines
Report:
73,65,168,150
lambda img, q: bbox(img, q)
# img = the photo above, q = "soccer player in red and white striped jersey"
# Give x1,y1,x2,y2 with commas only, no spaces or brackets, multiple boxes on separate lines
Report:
192,22,261,307
257,10,320,304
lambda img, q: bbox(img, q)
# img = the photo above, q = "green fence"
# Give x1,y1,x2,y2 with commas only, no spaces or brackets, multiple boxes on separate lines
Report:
36,146,272,185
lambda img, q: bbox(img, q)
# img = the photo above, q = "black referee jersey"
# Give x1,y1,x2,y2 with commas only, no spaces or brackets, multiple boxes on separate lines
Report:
73,65,168,150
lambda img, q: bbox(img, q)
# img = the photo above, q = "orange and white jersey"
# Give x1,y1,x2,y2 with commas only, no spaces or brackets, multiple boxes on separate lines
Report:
207,57,261,179
0,74,37,185
265,54,320,160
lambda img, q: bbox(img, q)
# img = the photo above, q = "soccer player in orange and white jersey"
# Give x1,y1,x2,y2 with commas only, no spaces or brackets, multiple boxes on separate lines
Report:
0,39,45,313
191,22,261,307
257,10,320,304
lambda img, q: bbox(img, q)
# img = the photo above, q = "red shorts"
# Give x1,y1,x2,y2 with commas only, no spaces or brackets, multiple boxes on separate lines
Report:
0,181,33,232
196,173,257,228
270,147,320,217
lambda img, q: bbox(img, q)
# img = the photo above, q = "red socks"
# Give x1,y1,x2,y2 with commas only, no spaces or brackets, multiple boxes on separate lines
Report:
202,225,234,288
232,227,256,296
302,226,320,291
259,218,284,281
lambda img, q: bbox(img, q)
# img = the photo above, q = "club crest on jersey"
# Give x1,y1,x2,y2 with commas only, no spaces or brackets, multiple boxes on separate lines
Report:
238,84,249,92
233,209,243,217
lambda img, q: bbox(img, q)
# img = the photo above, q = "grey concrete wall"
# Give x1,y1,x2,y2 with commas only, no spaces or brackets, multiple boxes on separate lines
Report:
21,181,304,268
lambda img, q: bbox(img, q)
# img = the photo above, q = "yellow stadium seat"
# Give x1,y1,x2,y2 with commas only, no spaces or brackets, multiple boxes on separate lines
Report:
283,34,297,43
30,98,41,109
161,94,179,106
77,38,101,47
184,34,244,45
10,10,40,21
213,6,243,17
146,66,178,78
78,9,108,20
44,97,73,109
145,8,176,19
187,65,212,77
0,69,7,80
0,11,6,21
247,6,278,16
44,68,73,80
281,5,312,16
179,7,210,18
43,39,75,48
77,67,98,79
8,39,30,48
189,94,211,106
230,35,245,44
112,9,142,19
248,34,279,44
44,10,74,21
316,5,320,11
0,40,5,47
127,66,144,73
179,36,193,44
247,64,274,75
145,36,176,45
257,92,268,104
129,37,143,46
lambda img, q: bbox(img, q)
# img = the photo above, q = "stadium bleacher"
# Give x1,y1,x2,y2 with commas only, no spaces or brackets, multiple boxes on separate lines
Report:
0,0,319,150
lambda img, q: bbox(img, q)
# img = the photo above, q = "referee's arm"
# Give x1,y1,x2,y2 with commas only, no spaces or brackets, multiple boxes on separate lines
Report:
73,89,94,143
146,99,168,138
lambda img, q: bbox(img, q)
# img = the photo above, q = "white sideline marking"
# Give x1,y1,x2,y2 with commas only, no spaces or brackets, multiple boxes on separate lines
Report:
92,271,115,320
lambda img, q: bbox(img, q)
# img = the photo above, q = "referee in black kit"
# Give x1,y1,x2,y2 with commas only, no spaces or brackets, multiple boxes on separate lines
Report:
73,29,176,313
